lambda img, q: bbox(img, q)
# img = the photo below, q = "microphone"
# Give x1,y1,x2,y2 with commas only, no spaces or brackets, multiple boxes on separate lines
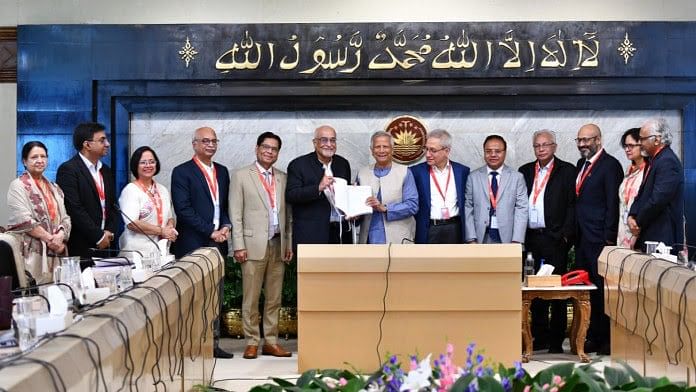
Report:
112,202,162,251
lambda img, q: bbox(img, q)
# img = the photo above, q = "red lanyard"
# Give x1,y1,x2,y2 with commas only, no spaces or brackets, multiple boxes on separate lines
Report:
575,150,602,196
134,180,163,226
92,170,106,220
429,165,451,203
257,169,276,209
643,146,666,180
34,177,57,223
488,175,499,210
532,161,554,205
193,156,218,202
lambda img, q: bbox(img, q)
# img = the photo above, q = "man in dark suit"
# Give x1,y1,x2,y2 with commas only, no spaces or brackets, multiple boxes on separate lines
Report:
171,125,233,359
410,129,469,243
57,122,119,259
286,125,352,248
628,117,684,250
574,123,623,355
519,130,576,353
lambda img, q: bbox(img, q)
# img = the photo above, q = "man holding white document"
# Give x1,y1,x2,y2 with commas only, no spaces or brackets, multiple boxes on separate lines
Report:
286,125,353,248
355,131,418,244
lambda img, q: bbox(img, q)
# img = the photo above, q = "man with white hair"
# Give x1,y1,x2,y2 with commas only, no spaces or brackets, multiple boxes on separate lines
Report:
286,125,353,247
356,131,418,244
628,118,684,250
519,129,576,353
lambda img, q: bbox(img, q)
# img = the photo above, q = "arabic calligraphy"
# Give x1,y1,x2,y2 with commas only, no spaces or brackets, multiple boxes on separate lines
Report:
212,27,607,74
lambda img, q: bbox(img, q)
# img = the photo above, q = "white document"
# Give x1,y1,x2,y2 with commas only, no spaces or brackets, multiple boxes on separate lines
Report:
332,177,373,217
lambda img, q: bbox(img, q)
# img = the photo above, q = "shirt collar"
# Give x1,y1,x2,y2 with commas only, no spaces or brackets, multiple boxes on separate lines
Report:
79,152,102,172
538,157,555,170
487,165,504,174
255,161,273,174
431,160,451,174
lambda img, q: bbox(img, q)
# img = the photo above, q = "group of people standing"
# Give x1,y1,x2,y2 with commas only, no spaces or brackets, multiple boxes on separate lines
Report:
4,116,684,360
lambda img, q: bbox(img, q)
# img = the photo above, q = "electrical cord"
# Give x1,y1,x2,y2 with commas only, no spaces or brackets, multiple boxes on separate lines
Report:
676,275,696,368
52,333,108,392
161,265,199,360
119,294,159,388
86,312,137,392
376,243,392,366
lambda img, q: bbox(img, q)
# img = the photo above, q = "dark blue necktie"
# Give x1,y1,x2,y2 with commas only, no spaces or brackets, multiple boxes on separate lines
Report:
490,171,499,210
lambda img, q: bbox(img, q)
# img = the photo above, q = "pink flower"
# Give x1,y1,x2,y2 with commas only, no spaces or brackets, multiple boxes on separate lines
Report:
550,388,558,392
339,377,347,386
552,375,562,384
523,385,532,392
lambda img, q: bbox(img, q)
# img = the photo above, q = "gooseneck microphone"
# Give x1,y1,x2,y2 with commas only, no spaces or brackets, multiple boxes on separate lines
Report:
112,202,162,251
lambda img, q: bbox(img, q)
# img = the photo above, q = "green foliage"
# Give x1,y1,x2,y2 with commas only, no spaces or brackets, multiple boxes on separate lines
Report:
222,256,243,309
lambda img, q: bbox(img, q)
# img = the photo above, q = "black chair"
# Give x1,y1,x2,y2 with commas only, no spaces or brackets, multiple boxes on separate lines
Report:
0,233,29,290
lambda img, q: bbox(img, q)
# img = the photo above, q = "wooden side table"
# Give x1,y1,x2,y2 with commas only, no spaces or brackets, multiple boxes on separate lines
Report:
521,284,596,363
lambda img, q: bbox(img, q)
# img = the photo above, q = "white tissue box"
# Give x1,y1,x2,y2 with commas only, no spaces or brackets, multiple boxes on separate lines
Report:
83,287,110,304
36,311,73,335
132,268,153,283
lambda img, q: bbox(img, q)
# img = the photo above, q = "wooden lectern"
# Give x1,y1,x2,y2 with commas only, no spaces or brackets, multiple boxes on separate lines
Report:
297,244,522,372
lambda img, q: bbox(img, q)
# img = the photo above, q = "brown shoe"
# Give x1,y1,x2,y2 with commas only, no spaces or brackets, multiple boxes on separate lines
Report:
243,345,258,359
261,343,292,357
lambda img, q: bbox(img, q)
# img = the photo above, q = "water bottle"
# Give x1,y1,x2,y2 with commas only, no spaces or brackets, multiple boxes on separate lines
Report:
524,253,535,285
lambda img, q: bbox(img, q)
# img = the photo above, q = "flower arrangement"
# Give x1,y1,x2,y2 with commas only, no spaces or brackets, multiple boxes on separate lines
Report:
198,343,693,392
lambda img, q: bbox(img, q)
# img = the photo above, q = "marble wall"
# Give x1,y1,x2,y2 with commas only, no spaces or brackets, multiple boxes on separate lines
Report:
130,110,681,191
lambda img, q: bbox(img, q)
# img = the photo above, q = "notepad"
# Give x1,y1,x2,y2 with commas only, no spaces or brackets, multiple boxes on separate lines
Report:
332,177,373,217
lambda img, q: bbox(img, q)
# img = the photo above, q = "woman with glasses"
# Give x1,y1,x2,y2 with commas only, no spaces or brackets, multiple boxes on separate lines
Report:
617,128,646,249
7,141,72,283
119,146,177,258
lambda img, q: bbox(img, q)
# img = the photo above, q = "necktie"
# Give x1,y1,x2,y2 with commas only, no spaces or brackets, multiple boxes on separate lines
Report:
490,171,499,198
264,171,272,186
581,160,591,176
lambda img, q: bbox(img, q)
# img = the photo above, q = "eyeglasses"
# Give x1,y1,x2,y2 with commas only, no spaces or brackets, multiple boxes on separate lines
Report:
484,149,505,155
533,142,556,150
638,134,658,142
574,136,598,144
422,146,448,154
259,144,279,153
623,143,641,149
195,138,219,145
314,137,337,145
138,159,157,166
87,137,108,144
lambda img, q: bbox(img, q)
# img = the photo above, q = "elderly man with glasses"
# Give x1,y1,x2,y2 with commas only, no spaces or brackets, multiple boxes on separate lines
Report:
628,117,684,251
171,125,234,359
518,129,577,354
573,123,623,356
286,125,353,247
409,129,470,244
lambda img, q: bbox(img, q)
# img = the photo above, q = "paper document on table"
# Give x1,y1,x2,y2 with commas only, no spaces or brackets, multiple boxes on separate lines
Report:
332,177,373,217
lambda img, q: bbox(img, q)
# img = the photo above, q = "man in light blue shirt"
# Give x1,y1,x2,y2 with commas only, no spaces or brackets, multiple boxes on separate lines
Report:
356,131,418,244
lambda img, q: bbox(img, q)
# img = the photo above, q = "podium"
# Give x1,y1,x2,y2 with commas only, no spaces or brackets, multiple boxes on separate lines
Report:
297,244,522,372
600,247,696,384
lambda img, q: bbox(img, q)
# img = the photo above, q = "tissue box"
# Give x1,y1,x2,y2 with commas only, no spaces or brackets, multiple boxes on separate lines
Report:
526,275,562,287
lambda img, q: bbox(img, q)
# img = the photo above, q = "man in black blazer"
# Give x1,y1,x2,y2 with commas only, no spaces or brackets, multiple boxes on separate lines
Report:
57,122,119,258
286,125,352,249
628,118,684,250
574,123,623,355
171,126,233,359
519,130,576,353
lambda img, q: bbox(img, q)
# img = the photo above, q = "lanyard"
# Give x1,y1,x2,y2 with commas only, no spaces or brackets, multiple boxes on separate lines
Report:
193,156,218,202
33,177,57,223
575,150,603,196
532,161,554,205
643,145,666,180
429,165,451,203
488,176,499,210
257,169,276,210
92,169,106,221
134,180,164,226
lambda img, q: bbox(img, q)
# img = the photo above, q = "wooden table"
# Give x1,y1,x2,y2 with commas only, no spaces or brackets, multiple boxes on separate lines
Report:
521,284,596,363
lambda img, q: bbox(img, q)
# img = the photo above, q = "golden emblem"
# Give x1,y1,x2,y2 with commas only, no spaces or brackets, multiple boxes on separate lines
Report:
385,116,427,164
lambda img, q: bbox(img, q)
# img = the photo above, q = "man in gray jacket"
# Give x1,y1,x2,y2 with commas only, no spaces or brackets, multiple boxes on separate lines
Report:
465,135,528,244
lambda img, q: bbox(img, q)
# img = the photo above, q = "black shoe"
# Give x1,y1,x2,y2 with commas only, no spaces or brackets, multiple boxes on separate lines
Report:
583,340,599,353
597,343,611,356
548,346,564,354
214,347,234,359
533,340,549,351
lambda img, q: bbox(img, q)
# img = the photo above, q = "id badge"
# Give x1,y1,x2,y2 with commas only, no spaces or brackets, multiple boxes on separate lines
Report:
272,207,279,225
490,215,499,229
530,208,539,223
441,207,450,219
622,210,628,225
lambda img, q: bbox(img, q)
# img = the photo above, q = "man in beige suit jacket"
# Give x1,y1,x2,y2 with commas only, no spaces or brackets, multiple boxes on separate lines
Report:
231,132,293,359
